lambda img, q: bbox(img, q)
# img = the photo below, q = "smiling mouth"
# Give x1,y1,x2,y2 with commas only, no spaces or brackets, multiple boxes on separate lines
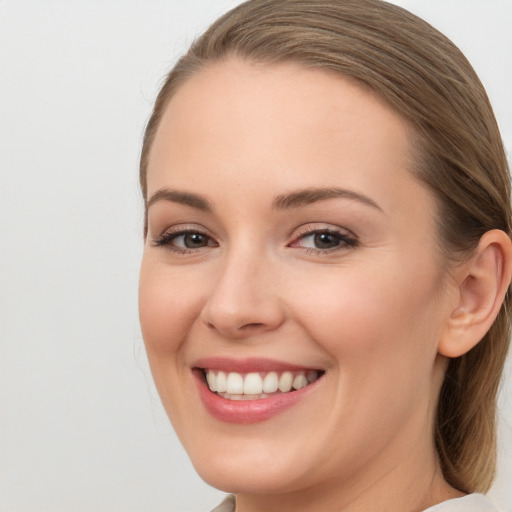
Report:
202,369,323,400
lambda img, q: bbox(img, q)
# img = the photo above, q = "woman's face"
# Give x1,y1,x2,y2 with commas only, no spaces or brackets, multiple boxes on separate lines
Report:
139,59,454,496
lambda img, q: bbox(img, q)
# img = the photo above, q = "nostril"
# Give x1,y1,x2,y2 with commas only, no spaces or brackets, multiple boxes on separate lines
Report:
206,321,265,332
242,323,264,329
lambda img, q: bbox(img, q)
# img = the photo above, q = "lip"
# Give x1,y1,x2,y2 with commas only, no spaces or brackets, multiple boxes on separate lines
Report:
192,358,324,424
193,356,318,373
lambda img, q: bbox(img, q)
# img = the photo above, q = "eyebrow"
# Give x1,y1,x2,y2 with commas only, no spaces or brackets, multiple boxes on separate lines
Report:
147,188,212,211
146,186,382,213
272,187,383,212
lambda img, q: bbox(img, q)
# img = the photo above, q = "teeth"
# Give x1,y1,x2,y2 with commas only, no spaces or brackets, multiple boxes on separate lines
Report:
206,370,217,392
278,371,293,392
221,393,271,401
216,371,227,392
292,373,308,390
205,369,321,397
243,373,263,394
262,372,279,393
226,372,244,394
307,370,318,383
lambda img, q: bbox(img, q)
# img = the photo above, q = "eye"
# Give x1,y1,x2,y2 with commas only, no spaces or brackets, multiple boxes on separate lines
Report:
152,229,217,252
302,231,344,250
290,228,357,253
174,232,212,249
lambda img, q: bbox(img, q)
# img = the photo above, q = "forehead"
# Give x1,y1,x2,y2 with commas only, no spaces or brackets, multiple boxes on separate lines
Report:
147,58,432,221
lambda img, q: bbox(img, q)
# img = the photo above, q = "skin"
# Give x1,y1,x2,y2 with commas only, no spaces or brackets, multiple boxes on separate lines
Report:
139,59,467,512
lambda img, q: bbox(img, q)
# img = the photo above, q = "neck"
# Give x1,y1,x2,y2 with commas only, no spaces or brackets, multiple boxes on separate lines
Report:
234,419,463,512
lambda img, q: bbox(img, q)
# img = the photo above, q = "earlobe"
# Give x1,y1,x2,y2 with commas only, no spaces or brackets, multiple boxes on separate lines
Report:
439,229,512,358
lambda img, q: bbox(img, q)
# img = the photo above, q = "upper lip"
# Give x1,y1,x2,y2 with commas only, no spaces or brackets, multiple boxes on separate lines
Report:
193,357,322,373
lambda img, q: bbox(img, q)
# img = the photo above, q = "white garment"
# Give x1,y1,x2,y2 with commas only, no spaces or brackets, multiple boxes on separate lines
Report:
210,493,499,512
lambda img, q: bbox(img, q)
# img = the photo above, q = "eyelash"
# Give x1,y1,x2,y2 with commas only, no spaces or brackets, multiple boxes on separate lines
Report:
152,229,218,254
152,227,358,255
290,227,358,255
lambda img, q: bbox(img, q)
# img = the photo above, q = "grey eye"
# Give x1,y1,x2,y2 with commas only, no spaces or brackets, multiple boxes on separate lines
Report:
174,232,213,248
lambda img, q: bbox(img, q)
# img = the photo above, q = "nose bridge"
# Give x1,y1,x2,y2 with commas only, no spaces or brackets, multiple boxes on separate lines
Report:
201,240,284,338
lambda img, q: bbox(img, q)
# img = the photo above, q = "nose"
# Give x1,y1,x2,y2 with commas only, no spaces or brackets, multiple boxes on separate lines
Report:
200,250,286,339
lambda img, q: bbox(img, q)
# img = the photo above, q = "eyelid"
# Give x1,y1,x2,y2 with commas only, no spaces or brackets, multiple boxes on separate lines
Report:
151,224,218,252
290,223,356,242
151,223,213,239
288,224,358,253
150,222,357,255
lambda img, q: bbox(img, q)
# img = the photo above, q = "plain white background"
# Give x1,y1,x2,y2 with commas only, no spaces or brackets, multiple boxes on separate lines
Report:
0,1,511,511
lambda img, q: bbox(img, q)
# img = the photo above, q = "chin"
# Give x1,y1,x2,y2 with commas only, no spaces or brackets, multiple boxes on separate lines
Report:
182,432,317,495
194,456,307,495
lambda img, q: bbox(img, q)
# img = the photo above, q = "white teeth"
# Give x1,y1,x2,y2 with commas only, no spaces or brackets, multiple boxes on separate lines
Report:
216,371,227,392
227,393,244,401
262,372,279,393
243,373,263,394
292,374,308,390
278,371,293,392
205,369,321,397
206,370,217,392
226,372,244,394
220,393,271,401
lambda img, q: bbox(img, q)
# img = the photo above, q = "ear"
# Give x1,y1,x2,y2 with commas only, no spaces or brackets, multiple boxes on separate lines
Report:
438,229,512,358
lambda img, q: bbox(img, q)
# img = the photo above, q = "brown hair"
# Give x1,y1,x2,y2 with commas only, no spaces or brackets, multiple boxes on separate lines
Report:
140,0,511,493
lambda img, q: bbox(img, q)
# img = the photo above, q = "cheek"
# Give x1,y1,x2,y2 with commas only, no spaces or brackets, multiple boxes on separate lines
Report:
289,263,446,455
292,261,444,377
138,258,203,360
138,258,208,429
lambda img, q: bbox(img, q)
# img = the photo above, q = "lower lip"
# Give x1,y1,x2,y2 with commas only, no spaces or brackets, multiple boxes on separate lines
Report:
193,370,321,424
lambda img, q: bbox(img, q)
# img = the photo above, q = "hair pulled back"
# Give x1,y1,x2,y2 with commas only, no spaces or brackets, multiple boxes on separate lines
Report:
140,0,511,493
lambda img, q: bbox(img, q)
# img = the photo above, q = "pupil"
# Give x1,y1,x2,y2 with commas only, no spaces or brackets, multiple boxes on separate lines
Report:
185,233,207,248
314,232,339,249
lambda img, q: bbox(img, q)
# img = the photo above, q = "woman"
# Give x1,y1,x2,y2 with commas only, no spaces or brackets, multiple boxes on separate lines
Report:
138,1,512,510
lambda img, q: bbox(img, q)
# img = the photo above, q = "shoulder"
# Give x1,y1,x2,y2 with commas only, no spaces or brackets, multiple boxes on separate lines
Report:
210,494,236,512
423,494,499,512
